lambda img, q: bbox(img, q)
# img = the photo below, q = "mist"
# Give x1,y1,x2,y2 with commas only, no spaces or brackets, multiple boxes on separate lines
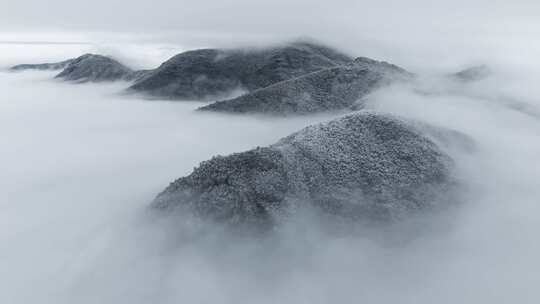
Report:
2,2,540,302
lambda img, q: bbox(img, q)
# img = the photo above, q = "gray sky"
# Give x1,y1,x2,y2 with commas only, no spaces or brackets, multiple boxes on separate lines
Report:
2,0,538,37
1,0,539,70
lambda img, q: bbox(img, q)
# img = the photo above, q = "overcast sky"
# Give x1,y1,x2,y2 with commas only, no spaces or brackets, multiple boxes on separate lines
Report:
1,0,539,69
2,0,538,38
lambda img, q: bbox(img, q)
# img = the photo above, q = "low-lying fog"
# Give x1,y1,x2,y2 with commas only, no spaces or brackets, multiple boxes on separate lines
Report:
1,42,539,303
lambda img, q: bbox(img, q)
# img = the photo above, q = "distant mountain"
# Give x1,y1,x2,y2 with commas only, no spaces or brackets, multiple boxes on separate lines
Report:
12,53,151,83
199,57,411,115
153,112,455,227
10,59,74,71
8,41,409,116
128,41,353,100
55,54,137,83
451,65,491,82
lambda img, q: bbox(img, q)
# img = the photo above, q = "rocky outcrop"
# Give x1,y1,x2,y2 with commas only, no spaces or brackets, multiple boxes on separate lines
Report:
153,112,454,227
10,59,75,71
128,41,353,100
198,57,411,115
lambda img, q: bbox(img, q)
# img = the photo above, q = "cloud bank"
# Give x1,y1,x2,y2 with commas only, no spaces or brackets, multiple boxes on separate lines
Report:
1,2,540,302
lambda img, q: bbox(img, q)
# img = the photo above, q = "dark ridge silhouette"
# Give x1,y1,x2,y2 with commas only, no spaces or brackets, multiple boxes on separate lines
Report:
55,54,137,83
10,59,75,71
127,41,353,100
199,57,412,115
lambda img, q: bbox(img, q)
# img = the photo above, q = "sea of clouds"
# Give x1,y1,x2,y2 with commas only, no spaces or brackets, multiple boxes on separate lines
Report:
1,36,539,303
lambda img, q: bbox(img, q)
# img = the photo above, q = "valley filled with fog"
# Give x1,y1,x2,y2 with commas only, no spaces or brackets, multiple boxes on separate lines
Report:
1,28,540,304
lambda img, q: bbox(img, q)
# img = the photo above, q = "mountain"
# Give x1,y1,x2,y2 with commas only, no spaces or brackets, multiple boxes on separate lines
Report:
127,41,353,100
153,112,455,227
198,57,411,115
451,65,491,82
54,54,136,83
10,59,75,71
